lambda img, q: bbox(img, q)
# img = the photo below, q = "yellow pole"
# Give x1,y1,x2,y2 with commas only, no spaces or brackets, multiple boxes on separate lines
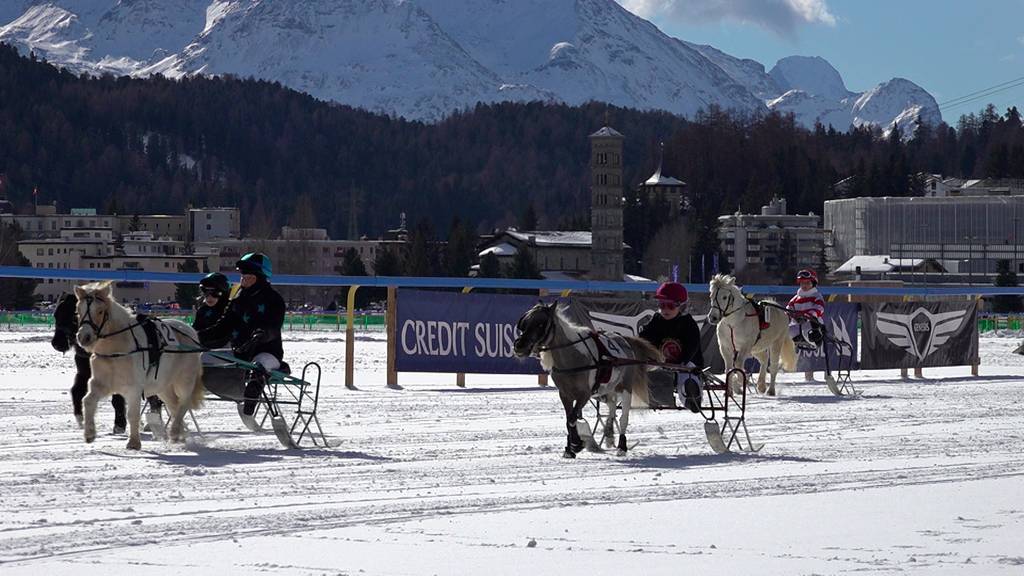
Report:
345,285,359,390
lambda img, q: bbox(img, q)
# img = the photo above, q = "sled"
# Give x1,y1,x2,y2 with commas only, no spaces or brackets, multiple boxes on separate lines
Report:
202,351,331,448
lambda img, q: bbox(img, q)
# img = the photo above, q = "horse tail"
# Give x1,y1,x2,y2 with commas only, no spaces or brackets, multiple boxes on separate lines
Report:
188,365,205,410
624,336,663,408
780,330,798,372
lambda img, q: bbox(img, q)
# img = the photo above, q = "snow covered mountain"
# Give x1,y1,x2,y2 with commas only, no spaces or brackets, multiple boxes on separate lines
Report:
694,49,942,137
0,0,941,131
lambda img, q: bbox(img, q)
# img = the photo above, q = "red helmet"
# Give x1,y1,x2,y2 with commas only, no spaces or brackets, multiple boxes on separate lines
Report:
796,269,818,285
655,282,688,304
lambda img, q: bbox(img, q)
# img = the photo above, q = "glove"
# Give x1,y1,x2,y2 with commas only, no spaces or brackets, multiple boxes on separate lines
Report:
233,330,264,357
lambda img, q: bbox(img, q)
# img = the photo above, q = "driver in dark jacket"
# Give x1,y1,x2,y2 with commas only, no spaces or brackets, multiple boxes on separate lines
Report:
198,253,285,414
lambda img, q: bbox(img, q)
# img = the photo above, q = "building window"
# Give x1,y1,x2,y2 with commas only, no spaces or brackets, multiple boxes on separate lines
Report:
48,248,53,256
206,224,212,230
36,248,43,256
206,213,212,220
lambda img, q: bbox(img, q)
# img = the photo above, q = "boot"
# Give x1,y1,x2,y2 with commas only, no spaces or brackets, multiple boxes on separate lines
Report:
242,374,266,416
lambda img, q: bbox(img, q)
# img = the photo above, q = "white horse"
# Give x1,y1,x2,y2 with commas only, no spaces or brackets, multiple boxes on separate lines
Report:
707,274,796,396
74,281,204,449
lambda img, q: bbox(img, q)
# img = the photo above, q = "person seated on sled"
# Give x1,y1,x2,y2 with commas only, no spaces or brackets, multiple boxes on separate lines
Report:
639,282,704,413
788,269,825,351
198,252,286,415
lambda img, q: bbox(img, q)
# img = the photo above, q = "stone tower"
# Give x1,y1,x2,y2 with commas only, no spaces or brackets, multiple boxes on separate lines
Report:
589,126,625,281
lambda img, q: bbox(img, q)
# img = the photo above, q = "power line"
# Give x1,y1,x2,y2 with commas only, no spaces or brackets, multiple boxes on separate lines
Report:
937,75,1024,107
938,76,1024,112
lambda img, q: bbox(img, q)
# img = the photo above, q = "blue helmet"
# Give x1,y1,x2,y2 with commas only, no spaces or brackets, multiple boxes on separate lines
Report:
236,252,272,279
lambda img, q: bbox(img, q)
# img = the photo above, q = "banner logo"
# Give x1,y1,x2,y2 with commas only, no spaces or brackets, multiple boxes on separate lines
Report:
875,307,968,361
587,310,656,337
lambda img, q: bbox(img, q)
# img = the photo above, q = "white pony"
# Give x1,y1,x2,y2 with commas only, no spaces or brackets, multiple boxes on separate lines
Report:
707,274,797,396
74,281,204,449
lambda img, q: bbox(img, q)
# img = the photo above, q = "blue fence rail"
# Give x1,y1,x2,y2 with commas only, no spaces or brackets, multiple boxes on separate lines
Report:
2,265,1023,296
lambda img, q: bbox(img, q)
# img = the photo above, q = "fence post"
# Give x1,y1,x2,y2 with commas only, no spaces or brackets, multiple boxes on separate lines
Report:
538,288,550,387
345,285,359,390
901,367,909,379
914,366,924,378
456,286,473,387
804,371,814,381
386,286,400,389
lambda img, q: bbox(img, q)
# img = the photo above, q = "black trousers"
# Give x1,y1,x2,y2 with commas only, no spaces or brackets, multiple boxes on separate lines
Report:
71,353,126,428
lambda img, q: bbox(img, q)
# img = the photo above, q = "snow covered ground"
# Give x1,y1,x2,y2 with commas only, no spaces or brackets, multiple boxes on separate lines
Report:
1,329,1023,575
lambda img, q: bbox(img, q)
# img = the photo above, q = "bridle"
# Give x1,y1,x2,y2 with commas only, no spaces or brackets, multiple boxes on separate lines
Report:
709,285,746,321
516,305,590,356
78,294,139,340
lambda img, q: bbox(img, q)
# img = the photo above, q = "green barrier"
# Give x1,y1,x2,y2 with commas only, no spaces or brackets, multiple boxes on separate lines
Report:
0,311,385,331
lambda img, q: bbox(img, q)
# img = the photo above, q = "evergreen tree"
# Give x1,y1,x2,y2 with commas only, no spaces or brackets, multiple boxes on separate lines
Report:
338,247,368,276
404,218,436,277
372,249,402,277
993,259,1022,312
174,258,200,307
507,248,541,279
520,202,538,231
0,222,38,310
478,252,502,278
336,247,370,308
444,217,474,277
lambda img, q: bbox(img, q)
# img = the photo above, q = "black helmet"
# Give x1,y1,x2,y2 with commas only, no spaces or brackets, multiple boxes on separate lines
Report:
236,252,272,279
199,272,230,296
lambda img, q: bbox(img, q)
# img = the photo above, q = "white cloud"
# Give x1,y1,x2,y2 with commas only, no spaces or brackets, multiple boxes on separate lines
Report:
618,0,837,38
1018,34,1024,45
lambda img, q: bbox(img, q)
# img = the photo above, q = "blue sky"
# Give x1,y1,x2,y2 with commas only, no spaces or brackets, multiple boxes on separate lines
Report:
619,0,1024,124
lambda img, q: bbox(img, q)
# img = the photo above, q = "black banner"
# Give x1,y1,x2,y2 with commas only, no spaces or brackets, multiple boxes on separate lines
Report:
861,301,979,369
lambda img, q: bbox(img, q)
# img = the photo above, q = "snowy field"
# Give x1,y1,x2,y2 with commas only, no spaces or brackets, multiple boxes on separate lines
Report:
1,329,1023,575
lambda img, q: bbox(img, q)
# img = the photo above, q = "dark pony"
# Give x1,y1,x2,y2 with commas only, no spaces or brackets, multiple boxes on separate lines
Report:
514,301,662,458
51,293,126,431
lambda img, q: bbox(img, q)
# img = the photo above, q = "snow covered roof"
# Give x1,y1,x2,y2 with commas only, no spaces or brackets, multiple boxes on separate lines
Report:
506,230,594,247
834,255,927,274
478,242,517,257
589,126,624,139
540,270,653,283
624,274,654,283
643,165,685,187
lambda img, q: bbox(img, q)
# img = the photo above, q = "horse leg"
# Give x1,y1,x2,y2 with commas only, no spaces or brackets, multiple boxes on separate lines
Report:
767,340,782,396
81,378,102,443
560,389,582,458
71,356,89,427
123,388,143,450
110,394,126,433
616,388,632,456
602,394,616,449
754,350,769,394
165,388,186,444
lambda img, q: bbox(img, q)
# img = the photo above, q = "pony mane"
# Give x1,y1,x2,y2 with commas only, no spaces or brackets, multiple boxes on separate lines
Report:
710,273,736,290
554,307,590,335
78,281,132,324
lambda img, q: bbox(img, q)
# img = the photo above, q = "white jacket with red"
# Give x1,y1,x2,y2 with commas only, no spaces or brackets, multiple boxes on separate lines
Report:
787,287,825,324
